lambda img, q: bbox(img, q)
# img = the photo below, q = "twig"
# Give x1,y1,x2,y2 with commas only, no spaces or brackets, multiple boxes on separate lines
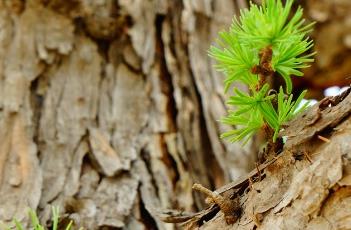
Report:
317,135,330,143
192,184,240,224
160,157,281,224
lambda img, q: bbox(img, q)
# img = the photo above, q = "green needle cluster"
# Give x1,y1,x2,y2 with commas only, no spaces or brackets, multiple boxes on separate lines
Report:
209,0,314,144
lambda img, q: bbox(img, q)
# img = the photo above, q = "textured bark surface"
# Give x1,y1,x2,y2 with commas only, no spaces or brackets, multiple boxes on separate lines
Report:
0,0,350,229
177,88,351,230
163,0,351,229
0,0,252,229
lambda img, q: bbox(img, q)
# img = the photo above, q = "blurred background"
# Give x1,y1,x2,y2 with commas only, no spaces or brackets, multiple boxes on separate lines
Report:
0,0,350,229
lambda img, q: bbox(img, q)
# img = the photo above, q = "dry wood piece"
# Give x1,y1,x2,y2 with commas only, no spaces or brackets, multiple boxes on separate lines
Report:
317,135,330,143
192,183,241,225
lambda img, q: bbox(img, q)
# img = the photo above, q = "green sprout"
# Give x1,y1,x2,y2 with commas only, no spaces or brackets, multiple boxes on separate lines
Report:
209,0,314,144
1,207,81,230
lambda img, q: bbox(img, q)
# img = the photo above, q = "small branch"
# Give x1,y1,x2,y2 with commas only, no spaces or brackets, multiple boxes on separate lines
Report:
317,135,330,143
252,46,278,159
192,183,240,224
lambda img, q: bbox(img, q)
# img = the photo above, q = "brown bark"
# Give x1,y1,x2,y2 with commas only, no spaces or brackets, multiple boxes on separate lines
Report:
166,86,351,230
0,0,253,229
0,0,350,229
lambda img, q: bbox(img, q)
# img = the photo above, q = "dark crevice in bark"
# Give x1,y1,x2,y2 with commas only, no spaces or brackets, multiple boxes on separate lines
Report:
139,194,158,230
185,14,224,190
30,76,44,145
95,57,105,129
95,39,111,62
199,106,224,189
140,148,160,199
155,14,178,132
159,134,180,190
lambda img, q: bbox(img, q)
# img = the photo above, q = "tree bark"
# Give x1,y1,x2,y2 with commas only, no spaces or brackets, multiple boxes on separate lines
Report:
0,0,350,229
0,0,253,229
168,88,351,230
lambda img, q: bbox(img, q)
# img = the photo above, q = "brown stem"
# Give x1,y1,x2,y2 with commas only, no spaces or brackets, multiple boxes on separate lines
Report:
252,46,285,158
251,45,274,91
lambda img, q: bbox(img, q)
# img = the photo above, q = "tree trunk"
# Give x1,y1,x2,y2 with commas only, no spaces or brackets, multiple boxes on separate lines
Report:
0,0,350,229
0,0,252,229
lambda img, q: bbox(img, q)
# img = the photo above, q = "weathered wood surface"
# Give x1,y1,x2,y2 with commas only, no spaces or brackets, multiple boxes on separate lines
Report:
0,0,252,229
0,0,350,229
185,86,351,230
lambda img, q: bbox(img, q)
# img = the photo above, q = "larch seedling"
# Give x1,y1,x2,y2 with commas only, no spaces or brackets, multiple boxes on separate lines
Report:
209,0,315,145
